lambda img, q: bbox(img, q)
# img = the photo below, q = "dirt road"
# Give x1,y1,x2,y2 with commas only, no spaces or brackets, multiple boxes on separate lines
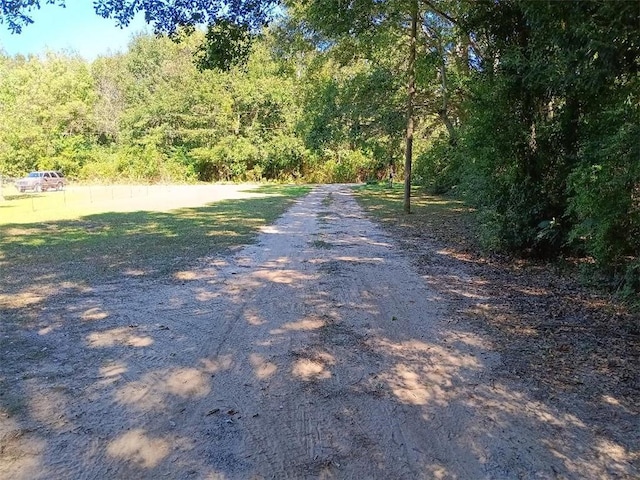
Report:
1,185,636,478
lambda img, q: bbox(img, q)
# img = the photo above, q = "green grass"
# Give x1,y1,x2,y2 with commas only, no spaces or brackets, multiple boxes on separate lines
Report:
352,182,477,248
0,187,144,224
353,182,471,217
0,185,310,306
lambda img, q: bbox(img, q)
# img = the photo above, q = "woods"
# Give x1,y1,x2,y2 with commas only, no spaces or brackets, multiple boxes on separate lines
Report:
1,0,639,291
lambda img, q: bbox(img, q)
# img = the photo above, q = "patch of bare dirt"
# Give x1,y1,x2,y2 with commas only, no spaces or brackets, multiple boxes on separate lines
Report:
1,184,638,479
370,190,640,477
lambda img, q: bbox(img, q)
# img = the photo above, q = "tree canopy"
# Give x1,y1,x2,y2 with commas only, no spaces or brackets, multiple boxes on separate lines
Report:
1,0,276,33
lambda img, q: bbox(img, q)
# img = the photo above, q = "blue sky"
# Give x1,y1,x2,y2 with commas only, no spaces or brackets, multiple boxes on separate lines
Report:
0,0,149,60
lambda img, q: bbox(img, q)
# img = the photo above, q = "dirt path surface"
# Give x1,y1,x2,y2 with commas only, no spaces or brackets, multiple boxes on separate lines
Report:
1,184,637,479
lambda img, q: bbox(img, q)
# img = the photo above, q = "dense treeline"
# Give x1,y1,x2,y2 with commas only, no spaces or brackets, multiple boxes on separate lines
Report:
0,0,638,290
0,33,302,182
0,31,395,183
441,1,639,292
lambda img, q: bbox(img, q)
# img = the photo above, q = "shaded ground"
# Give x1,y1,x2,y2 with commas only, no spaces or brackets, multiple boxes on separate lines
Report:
1,184,638,479
355,185,640,477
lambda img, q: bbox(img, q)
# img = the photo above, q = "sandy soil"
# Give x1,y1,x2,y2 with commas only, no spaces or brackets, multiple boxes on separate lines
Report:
1,184,637,479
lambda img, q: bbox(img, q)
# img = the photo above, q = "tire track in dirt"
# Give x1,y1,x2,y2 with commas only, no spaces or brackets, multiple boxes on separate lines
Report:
2,184,636,479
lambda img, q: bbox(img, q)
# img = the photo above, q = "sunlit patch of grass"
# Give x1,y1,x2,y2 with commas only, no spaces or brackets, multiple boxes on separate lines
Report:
353,182,472,218
352,183,478,249
0,190,102,224
0,185,310,310
239,184,309,196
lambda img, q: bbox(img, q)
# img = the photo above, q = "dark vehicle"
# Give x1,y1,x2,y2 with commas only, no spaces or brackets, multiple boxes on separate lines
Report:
15,171,66,192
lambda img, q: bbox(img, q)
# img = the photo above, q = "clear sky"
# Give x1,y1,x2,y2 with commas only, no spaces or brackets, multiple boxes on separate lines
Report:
0,0,149,60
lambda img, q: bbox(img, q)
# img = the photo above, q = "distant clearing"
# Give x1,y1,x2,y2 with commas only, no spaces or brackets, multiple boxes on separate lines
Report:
0,184,296,224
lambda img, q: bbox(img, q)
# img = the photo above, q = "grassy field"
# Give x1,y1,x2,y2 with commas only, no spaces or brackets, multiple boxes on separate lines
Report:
0,185,161,224
0,184,310,310
0,184,285,223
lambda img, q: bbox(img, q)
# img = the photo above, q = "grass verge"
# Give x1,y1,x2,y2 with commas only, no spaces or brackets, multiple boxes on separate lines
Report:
352,182,478,250
1,185,310,310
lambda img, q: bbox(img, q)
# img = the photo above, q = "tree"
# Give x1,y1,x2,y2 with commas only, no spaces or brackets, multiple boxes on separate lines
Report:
0,52,95,176
1,1,65,33
403,4,418,213
452,0,639,289
297,51,405,179
2,0,413,204
1,0,275,33
286,0,421,210
5,0,638,289
2,0,278,71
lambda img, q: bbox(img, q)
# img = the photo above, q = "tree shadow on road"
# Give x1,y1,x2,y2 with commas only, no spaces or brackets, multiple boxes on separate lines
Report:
1,184,637,478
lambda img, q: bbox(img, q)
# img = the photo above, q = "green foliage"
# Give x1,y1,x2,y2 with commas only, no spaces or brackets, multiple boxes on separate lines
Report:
413,132,462,194
448,0,639,273
567,99,640,266
0,52,96,177
263,135,307,180
0,31,314,183
196,19,255,71
209,137,256,181
39,135,93,177
77,146,193,183
306,149,374,183
298,57,404,182
453,71,546,252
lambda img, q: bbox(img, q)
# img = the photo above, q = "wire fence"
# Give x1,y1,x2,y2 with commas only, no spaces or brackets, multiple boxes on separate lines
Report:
0,179,187,219
0,181,260,222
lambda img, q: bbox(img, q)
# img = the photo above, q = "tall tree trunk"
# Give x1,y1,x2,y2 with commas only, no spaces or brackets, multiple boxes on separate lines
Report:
437,42,457,145
404,5,418,214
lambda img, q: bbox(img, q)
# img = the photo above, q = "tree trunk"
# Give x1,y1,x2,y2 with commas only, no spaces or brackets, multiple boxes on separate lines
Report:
437,37,457,145
404,5,418,214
